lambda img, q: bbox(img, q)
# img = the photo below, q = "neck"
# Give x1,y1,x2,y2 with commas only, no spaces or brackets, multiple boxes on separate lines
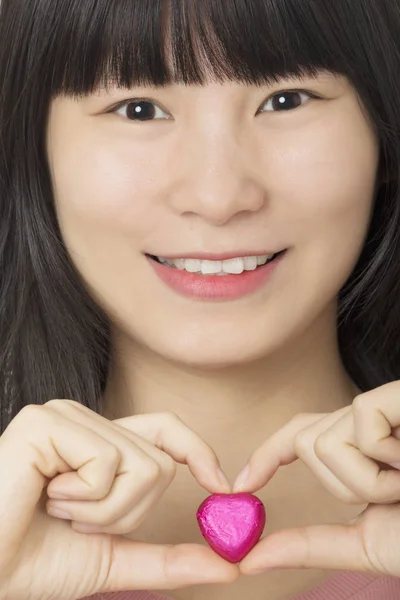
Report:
103,309,358,480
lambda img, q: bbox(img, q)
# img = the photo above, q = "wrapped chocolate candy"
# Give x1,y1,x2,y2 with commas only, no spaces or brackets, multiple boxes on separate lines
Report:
196,493,266,563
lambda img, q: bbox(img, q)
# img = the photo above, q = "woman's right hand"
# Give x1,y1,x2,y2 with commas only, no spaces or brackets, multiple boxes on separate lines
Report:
0,400,238,600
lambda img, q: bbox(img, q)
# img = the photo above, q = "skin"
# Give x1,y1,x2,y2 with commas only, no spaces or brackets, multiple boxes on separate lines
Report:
42,69,387,599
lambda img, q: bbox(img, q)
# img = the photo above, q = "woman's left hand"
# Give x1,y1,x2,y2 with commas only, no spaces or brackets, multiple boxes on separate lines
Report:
234,381,400,577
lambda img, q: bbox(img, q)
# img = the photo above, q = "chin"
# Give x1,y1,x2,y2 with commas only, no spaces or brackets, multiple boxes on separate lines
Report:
151,335,273,370
114,298,312,371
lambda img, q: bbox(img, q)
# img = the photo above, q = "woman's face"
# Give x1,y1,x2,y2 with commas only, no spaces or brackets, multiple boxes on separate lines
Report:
47,70,379,367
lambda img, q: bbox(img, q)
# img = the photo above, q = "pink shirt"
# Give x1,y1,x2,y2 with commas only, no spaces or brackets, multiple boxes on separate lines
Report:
83,571,400,599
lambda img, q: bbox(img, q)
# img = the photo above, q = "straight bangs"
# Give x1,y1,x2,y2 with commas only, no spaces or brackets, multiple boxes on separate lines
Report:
27,0,379,97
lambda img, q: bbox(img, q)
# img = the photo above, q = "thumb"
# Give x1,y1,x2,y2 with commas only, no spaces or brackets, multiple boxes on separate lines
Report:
239,524,372,574
98,537,239,593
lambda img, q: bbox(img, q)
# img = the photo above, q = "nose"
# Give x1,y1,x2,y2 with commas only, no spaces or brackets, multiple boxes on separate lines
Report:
168,127,267,226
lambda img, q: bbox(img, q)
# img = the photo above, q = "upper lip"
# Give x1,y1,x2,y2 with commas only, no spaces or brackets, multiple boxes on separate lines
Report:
147,250,286,261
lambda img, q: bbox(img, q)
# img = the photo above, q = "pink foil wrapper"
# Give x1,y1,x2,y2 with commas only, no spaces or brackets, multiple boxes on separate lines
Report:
196,493,266,563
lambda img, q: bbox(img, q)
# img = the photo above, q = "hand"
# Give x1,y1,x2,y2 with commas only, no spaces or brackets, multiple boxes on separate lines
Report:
0,400,238,600
233,382,400,577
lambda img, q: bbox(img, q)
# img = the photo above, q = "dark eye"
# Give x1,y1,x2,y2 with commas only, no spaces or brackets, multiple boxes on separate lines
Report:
114,100,170,121
261,91,314,113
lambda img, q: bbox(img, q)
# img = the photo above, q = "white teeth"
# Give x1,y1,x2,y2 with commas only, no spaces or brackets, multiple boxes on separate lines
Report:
173,258,186,270
243,256,258,271
156,254,278,275
222,257,245,274
201,260,222,275
184,259,202,273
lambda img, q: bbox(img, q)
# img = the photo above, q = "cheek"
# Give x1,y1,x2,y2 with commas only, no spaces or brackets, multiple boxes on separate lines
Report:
50,129,166,240
272,126,377,215
260,110,380,324
266,110,379,258
48,127,169,306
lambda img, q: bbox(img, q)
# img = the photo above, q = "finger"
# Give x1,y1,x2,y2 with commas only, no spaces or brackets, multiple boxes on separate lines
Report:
233,413,328,492
71,481,174,534
71,504,156,534
314,410,400,503
45,400,176,527
0,404,120,562
49,401,229,494
101,539,239,591
239,523,371,574
352,384,400,467
113,411,231,493
70,469,176,534
293,408,364,503
46,400,175,500
47,453,170,526
47,402,229,528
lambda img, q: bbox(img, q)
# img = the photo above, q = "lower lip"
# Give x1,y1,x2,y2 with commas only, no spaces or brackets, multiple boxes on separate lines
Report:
146,252,286,301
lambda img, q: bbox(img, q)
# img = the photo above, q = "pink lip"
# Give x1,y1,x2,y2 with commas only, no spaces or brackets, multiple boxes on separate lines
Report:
146,251,286,301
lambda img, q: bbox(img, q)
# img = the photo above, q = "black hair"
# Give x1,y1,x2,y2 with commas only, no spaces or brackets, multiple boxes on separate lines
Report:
1,0,400,432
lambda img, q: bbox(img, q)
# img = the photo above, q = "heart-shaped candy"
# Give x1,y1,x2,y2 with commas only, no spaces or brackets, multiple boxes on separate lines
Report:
196,493,266,563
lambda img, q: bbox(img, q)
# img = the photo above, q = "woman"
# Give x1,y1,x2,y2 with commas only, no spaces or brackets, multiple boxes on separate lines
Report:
1,0,400,599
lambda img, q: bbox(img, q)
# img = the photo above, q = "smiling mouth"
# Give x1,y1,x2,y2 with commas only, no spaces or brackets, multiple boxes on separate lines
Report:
146,251,286,276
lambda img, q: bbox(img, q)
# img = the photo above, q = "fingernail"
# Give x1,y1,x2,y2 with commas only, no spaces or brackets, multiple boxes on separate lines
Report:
233,465,250,492
47,507,72,520
217,468,231,492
